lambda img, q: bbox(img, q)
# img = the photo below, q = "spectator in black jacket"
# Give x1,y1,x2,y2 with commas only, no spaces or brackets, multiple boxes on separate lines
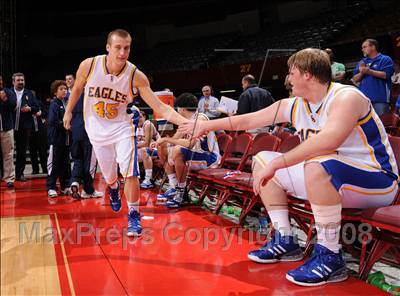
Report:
0,75,17,188
47,80,71,198
67,74,102,199
237,74,274,133
29,91,48,175
11,73,40,181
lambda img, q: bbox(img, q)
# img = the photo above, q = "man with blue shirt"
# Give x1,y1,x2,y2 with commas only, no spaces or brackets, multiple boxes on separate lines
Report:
353,39,395,116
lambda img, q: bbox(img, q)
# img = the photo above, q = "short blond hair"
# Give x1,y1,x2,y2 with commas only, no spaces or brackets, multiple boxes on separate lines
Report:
287,48,332,84
107,29,131,45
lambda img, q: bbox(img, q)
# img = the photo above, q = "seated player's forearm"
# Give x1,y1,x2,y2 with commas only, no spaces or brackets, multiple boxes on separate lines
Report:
272,129,343,170
203,101,285,132
165,138,191,148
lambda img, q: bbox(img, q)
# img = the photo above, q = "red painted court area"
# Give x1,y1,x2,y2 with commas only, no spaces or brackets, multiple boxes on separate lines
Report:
1,176,385,295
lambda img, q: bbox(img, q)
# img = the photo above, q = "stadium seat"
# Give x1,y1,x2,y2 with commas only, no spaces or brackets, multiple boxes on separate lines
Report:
359,205,400,280
380,112,400,136
207,133,281,223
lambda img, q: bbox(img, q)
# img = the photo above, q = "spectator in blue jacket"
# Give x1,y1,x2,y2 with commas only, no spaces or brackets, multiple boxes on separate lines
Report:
66,74,102,199
47,80,71,198
0,75,16,188
352,39,395,116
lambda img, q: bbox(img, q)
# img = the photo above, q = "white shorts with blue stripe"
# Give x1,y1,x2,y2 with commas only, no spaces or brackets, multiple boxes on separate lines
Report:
254,151,398,209
92,136,139,185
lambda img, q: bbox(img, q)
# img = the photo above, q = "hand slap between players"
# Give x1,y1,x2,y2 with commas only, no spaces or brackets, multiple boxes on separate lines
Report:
178,119,207,139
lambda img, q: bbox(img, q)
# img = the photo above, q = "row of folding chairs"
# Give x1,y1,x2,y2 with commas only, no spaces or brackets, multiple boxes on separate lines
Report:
186,131,300,224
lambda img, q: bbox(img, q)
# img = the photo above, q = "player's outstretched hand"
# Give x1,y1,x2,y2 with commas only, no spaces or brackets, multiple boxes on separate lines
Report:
178,120,207,138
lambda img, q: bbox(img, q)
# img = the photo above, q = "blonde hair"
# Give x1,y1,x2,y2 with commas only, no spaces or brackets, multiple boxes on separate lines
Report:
107,29,131,45
287,48,332,84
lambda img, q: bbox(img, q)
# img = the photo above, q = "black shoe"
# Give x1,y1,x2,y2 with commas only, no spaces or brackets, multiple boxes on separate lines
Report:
16,176,27,182
7,182,14,188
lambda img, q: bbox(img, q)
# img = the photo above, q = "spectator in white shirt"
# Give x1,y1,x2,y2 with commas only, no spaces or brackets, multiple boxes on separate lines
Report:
198,85,220,119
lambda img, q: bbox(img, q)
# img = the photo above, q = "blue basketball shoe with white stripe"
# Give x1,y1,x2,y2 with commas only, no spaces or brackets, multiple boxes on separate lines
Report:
109,182,121,212
157,188,177,202
286,244,348,286
127,210,142,237
248,232,303,263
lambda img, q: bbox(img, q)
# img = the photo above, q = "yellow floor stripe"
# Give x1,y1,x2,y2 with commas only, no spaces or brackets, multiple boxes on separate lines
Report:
54,213,76,296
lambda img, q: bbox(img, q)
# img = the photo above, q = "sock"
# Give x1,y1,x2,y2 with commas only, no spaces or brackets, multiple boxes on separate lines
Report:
168,174,177,188
311,203,342,253
174,186,185,203
268,209,292,237
177,182,186,189
145,169,152,181
109,181,118,189
127,201,140,213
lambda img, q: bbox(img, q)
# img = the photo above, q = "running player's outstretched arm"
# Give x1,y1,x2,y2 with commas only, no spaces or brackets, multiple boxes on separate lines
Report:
63,58,92,130
134,70,188,125
179,99,292,137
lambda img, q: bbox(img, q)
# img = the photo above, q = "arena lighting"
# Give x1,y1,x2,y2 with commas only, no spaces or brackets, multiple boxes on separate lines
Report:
220,90,236,93
258,48,297,86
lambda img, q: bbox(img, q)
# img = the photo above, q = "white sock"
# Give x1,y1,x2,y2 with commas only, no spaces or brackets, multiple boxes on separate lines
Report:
177,182,186,189
127,201,140,213
168,174,177,188
268,209,292,236
311,203,342,253
109,181,118,189
145,169,152,181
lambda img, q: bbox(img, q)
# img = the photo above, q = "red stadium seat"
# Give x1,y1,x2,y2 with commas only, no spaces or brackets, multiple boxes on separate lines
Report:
359,205,400,280
278,135,301,153
380,112,400,136
209,133,281,223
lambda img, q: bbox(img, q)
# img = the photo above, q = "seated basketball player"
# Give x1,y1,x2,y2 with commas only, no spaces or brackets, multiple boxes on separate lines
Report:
63,29,188,237
136,111,160,189
156,93,220,208
155,134,182,201
179,48,398,286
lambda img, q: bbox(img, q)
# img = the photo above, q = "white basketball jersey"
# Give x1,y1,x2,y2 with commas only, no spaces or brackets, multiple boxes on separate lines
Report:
192,113,221,161
83,55,138,146
288,82,398,179
137,120,160,143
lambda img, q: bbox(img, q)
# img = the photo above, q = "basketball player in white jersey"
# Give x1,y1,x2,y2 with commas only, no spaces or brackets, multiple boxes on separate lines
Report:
180,48,398,286
63,29,188,237
136,110,160,189
156,93,220,208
